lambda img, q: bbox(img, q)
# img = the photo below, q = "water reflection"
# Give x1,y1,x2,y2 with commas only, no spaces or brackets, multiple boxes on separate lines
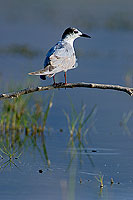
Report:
0,93,54,170
0,99,97,171
0,96,98,174
65,103,97,169
0,0,133,199
0,144,22,171
120,110,133,135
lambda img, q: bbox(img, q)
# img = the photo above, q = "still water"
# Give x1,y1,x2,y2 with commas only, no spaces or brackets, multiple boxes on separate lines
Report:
0,0,133,199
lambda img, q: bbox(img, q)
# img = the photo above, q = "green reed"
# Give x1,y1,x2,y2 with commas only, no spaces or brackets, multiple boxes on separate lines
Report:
0,144,22,170
64,103,96,141
95,172,104,188
0,92,53,167
64,103,96,169
0,94,53,135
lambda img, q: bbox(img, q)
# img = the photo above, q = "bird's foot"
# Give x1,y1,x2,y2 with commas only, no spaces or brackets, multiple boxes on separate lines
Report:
52,82,64,87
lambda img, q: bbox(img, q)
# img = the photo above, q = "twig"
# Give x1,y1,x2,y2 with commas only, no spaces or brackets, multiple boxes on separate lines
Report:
0,82,132,100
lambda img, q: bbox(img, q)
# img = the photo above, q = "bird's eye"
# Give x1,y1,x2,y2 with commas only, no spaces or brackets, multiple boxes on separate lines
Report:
74,30,78,33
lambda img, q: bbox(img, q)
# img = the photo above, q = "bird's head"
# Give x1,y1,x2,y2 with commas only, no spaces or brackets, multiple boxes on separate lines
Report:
61,27,91,42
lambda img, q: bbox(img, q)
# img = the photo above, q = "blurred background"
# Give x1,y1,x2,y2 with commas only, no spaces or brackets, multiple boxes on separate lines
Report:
0,0,133,85
0,0,133,200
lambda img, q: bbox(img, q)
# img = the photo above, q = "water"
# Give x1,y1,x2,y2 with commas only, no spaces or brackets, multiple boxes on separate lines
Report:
0,0,133,199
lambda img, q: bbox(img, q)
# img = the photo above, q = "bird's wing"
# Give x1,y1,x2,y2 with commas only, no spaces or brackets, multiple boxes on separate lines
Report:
28,41,77,76
46,42,76,73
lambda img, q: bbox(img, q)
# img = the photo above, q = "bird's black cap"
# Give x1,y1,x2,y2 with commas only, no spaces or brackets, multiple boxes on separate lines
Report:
62,27,76,39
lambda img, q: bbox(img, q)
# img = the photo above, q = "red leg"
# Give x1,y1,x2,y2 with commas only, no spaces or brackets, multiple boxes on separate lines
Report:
53,75,56,85
64,72,67,85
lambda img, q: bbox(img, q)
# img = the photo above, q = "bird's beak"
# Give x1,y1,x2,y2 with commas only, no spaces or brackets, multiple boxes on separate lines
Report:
81,33,91,38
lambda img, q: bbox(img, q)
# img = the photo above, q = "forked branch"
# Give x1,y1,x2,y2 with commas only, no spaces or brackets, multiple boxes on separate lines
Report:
0,82,133,100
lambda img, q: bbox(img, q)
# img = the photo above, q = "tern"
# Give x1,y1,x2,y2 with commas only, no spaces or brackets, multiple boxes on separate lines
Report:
28,27,91,85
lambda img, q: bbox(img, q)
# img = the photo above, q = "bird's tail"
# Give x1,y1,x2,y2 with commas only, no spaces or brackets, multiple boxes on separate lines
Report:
40,75,46,80
28,68,46,75
28,67,54,78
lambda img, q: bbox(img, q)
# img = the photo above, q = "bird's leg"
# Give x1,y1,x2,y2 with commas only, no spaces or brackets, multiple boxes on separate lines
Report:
52,75,63,87
64,72,67,85
53,75,56,85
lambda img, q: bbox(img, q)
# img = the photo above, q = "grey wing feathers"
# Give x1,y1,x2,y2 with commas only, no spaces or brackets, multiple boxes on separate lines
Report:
48,42,76,72
28,41,77,76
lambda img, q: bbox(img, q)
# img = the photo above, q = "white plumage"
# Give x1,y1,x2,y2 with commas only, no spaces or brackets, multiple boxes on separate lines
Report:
28,27,91,84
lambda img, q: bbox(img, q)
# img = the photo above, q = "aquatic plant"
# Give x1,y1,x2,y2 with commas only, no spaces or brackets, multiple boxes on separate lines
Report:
0,90,53,166
64,103,96,168
95,173,104,188
110,178,114,185
64,103,96,141
0,94,53,135
0,144,22,170
120,110,133,135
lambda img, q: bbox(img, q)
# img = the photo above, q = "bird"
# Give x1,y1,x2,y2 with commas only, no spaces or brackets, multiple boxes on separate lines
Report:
28,27,91,85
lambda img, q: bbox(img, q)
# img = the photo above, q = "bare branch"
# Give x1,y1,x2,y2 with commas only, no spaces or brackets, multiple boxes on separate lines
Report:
0,82,133,100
